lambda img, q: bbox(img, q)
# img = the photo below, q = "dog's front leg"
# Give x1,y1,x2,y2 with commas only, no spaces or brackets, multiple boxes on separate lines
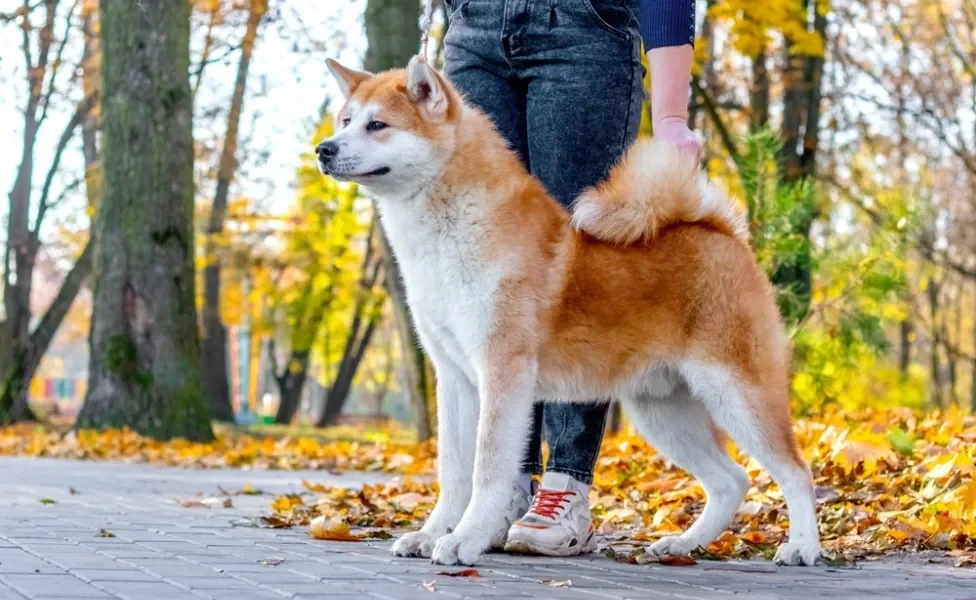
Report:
392,361,478,558
430,357,536,566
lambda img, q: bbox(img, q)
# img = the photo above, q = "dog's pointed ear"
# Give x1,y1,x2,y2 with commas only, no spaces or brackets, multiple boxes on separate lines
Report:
406,56,450,120
327,58,372,99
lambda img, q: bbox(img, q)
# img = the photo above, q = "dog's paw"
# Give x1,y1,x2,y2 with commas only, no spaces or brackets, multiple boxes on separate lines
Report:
648,535,699,557
391,531,437,558
773,540,821,566
430,532,488,566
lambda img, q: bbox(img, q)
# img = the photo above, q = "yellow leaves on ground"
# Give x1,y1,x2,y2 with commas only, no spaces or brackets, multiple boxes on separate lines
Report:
3,406,975,565
262,406,973,566
0,423,436,474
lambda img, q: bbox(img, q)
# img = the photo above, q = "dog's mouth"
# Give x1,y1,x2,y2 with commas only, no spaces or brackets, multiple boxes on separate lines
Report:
320,163,391,180
358,166,390,177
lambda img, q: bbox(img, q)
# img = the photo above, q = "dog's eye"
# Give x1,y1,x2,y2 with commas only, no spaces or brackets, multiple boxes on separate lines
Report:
341,117,351,127
366,120,388,133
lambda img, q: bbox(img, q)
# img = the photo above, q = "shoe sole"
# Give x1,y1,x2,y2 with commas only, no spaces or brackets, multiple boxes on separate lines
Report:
504,530,598,557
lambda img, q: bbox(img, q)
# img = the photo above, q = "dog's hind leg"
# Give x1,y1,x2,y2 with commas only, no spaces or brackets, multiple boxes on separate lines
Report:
392,360,478,558
680,362,821,566
621,386,750,557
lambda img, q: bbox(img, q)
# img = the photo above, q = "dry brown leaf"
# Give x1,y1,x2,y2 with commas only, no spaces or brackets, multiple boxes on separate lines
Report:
437,569,480,577
95,529,115,538
653,555,697,566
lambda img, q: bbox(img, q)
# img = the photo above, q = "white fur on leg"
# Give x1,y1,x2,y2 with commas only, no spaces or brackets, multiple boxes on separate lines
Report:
621,388,749,556
430,363,536,566
680,362,822,566
392,359,478,558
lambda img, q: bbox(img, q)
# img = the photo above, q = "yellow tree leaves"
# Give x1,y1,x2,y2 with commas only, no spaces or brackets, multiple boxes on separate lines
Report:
709,0,827,59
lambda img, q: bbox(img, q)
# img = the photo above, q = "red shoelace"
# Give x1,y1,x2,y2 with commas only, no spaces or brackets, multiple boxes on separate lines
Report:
528,489,575,519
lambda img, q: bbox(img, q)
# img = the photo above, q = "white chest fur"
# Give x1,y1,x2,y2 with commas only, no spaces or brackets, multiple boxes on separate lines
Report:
376,189,505,383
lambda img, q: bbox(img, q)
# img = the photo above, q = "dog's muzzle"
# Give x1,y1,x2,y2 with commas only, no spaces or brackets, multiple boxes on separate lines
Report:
317,141,338,166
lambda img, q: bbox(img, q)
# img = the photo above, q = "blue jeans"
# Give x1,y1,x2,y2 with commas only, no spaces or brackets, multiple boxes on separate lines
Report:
443,0,644,484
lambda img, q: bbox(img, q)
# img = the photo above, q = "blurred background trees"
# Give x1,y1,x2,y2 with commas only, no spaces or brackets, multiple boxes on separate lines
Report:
1,0,974,439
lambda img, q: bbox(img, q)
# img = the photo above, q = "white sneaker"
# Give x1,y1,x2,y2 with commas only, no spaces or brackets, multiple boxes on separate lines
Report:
489,485,533,549
504,472,597,556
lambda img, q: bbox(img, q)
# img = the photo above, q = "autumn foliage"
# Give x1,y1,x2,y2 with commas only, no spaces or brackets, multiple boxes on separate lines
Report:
3,405,975,566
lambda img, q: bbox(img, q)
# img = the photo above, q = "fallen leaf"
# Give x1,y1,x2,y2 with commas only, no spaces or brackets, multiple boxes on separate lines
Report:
261,557,284,566
270,495,304,513
887,428,916,456
302,480,328,493
39,498,55,505
539,579,572,587
309,516,362,541
437,569,480,577
180,497,232,508
258,515,292,529
95,529,115,538
421,580,436,592
652,555,697,566
241,482,263,495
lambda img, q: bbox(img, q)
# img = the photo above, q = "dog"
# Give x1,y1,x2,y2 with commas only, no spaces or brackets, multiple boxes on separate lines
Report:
318,55,822,568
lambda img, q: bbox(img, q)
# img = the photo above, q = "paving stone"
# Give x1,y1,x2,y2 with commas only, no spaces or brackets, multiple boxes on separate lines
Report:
1,457,972,600
95,580,192,598
70,568,161,582
0,573,110,598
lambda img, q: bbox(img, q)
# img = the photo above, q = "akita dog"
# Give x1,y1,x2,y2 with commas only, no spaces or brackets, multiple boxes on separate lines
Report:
318,55,822,567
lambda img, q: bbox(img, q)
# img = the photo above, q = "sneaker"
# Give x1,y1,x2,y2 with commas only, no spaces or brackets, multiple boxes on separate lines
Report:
504,472,597,556
489,485,533,549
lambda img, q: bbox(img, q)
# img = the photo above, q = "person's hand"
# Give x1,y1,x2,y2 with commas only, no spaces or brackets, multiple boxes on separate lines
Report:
653,116,703,163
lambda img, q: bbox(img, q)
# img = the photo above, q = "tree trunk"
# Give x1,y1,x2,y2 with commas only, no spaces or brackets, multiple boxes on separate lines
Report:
928,278,943,409
202,0,268,423
899,320,913,375
750,47,770,132
79,0,213,441
273,351,309,425
971,279,976,410
607,403,623,434
363,0,433,441
770,0,826,324
318,314,380,427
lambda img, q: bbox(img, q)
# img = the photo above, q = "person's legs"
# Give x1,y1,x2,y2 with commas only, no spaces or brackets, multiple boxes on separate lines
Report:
503,0,645,556
441,0,539,545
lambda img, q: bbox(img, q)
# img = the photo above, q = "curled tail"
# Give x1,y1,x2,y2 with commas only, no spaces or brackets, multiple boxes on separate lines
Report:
571,138,748,245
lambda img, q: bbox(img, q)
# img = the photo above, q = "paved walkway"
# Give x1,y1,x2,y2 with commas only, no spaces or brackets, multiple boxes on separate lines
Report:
1,457,974,600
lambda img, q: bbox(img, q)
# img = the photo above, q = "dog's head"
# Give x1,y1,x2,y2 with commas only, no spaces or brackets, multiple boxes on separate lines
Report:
318,56,461,197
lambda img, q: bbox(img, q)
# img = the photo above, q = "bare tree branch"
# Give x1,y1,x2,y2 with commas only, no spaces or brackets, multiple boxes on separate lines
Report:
32,94,94,240
693,77,740,167
37,0,78,127
191,0,221,104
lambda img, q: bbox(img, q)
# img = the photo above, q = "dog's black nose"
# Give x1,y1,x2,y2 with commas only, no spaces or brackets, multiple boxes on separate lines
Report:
316,141,338,160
